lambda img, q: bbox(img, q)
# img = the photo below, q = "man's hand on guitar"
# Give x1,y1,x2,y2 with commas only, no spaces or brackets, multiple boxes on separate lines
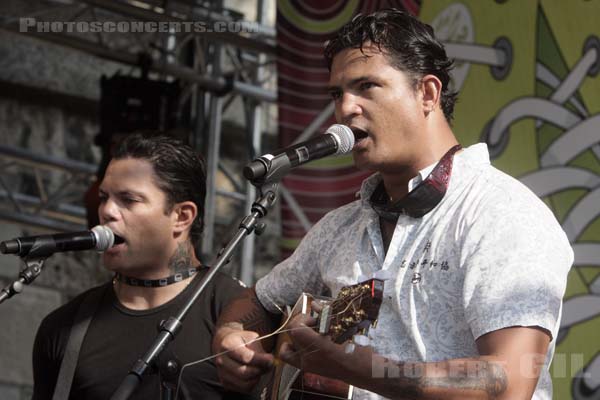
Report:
278,313,371,383
213,325,274,393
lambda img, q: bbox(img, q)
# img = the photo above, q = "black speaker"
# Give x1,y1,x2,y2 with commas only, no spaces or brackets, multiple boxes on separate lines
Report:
97,75,180,145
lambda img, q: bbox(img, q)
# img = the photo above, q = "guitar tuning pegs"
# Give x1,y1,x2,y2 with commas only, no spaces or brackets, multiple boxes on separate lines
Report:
330,324,343,334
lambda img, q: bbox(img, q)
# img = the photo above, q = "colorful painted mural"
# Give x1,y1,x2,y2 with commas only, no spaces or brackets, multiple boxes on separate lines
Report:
419,1,600,398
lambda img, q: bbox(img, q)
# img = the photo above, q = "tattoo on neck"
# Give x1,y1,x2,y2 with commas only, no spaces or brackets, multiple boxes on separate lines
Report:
168,243,192,274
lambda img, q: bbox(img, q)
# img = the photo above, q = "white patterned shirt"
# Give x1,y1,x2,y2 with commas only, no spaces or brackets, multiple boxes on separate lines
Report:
256,143,573,400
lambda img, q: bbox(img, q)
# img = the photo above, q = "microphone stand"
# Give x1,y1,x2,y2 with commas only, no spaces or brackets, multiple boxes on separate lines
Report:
0,256,47,305
110,181,279,400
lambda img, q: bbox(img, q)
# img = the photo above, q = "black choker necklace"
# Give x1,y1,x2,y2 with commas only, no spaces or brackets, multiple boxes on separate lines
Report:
114,267,200,287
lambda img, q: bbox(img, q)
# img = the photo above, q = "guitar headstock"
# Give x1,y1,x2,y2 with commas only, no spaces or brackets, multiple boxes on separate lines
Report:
317,279,384,344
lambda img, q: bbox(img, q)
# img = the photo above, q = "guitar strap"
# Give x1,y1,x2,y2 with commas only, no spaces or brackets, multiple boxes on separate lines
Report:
51,284,108,400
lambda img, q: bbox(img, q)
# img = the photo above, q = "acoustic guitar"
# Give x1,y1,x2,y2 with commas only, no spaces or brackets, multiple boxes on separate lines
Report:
263,278,384,400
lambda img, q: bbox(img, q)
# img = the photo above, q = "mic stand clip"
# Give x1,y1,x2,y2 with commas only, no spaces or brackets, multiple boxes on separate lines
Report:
0,257,47,305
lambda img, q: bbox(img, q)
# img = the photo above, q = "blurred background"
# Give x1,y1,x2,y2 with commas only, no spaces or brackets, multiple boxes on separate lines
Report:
0,1,598,399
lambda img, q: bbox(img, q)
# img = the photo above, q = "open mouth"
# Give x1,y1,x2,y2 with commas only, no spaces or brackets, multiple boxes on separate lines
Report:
107,233,126,252
113,234,126,246
351,127,369,145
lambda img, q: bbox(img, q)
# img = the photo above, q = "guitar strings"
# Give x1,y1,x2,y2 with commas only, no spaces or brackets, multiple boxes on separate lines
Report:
173,325,318,399
174,307,315,399
298,346,324,396
294,291,371,395
174,290,372,399
331,292,368,317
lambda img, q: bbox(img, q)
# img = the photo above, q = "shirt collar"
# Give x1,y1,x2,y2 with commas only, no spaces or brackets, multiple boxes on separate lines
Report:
407,161,438,192
357,142,491,209
357,162,439,209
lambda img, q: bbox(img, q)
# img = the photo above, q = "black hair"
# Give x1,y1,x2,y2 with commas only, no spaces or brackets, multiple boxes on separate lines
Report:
112,132,207,249
324,8,458,121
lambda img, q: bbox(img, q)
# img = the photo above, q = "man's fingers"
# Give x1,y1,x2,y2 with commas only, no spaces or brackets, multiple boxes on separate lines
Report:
278,341,300,368
251,350,275,370
214,329,274,393
311,300,324,313
227,343,260,364
293,313,317,327
216,354,265,380
225,342,273,370
220,331,263,364
287,318,321,347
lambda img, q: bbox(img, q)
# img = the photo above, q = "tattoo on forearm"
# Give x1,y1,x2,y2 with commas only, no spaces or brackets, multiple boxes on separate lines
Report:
417,361,507,399
238,295,275,333
168,243,192,274
374,358,508,400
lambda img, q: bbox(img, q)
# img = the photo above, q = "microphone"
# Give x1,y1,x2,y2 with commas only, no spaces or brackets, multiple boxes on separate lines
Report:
0,225,122,258
244,124,355,183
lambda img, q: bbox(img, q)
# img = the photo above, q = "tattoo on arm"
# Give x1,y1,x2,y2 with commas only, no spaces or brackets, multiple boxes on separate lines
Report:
373,358,508,400
217,288,281,345
168,243,192,274
417,361,507,399
236,296,268,331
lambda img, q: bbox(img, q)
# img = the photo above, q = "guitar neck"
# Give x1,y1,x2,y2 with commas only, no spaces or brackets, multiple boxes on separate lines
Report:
266,279,384,400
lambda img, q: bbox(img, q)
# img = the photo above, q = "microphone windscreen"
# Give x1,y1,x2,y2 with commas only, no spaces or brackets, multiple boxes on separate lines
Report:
91,225,115,251
326,124,355,155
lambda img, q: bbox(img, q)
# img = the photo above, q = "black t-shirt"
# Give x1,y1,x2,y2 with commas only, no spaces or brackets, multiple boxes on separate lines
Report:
32,268,246,400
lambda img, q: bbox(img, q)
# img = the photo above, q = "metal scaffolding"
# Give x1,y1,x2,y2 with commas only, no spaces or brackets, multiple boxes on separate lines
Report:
0,0,277,284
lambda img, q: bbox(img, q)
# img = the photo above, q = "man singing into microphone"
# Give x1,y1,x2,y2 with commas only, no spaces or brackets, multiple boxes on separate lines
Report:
213,9,573,400
32,133,246,399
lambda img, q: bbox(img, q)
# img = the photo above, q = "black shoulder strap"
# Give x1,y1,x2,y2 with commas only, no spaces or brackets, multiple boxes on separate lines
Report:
52,284,108,400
